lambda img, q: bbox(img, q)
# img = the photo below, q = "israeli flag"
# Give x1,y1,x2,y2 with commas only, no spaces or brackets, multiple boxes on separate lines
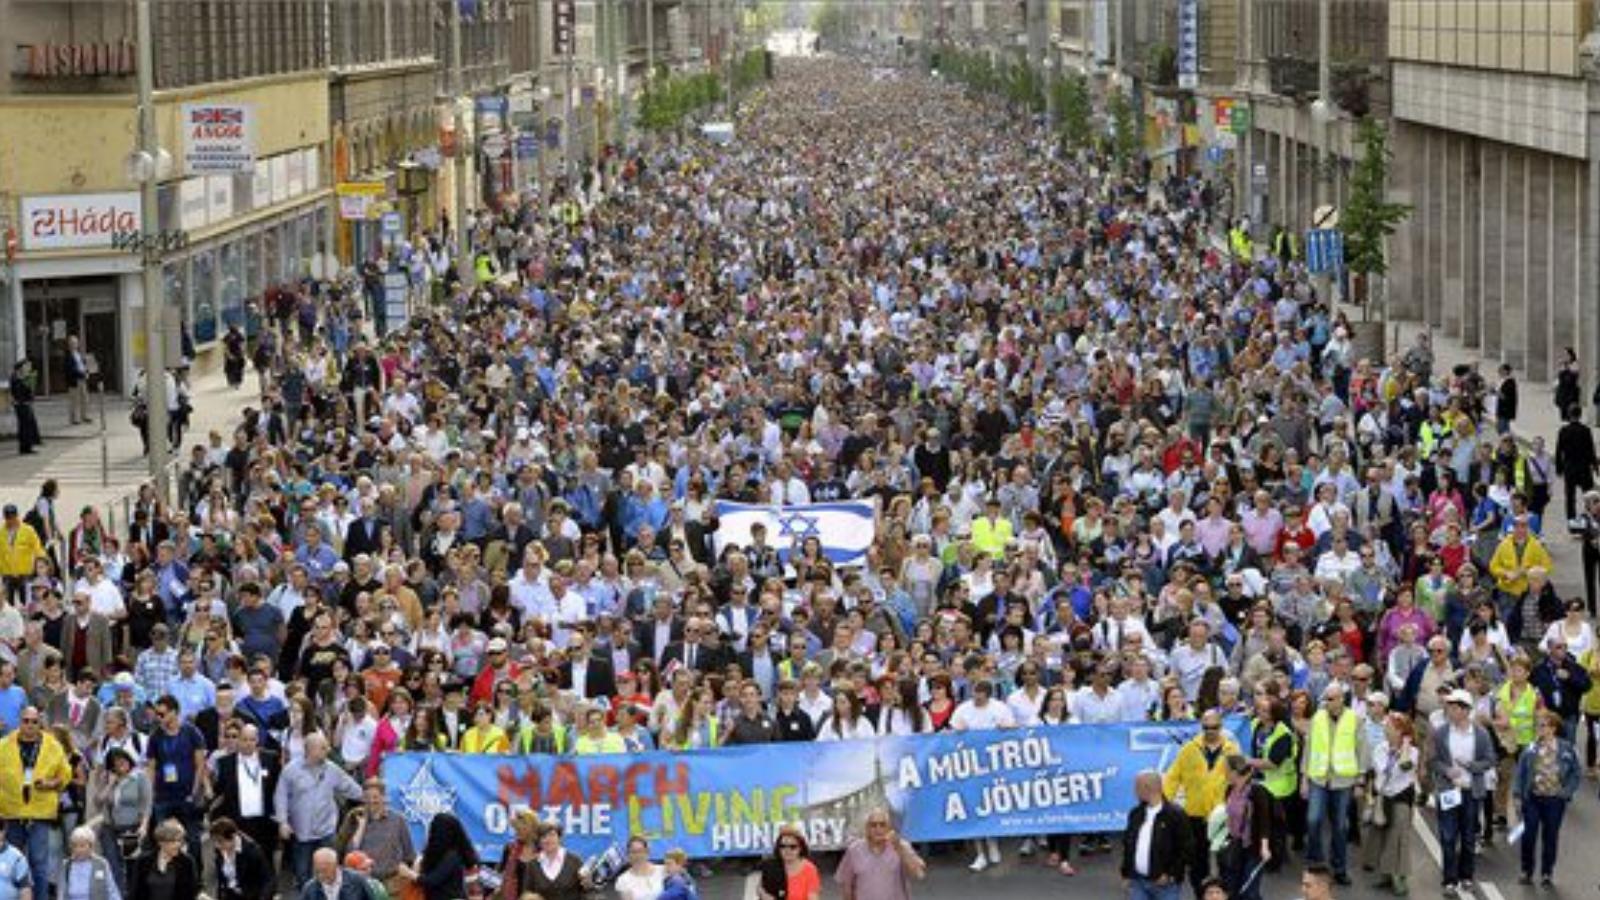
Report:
713,500,877,565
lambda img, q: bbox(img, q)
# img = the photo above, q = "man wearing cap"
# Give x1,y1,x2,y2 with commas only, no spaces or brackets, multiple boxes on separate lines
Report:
470,637,520,706
1301,682,1368,885
1430,689,1496,896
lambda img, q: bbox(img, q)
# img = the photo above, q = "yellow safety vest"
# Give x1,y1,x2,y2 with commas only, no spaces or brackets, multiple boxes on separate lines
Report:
1305,709,1360,781
461,725,508,754
1230,228,1252,261
516,724,569,754
1497,682,1538,748
1256,720,1298,799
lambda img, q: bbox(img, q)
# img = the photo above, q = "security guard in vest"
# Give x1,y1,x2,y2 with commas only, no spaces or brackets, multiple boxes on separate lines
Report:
1492,657,1543,833
1229,218,1253,261
1249,695,1298,871
1272,226,1299,266
1303,682,1369,885
515,706,571,755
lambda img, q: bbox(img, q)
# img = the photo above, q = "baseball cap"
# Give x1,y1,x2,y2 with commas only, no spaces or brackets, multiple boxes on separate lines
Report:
1446,689,1474,707
487,637,509,653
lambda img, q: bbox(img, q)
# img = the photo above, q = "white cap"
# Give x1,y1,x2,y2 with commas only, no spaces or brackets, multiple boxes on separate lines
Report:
487,637,509,652
1446,689,1474,707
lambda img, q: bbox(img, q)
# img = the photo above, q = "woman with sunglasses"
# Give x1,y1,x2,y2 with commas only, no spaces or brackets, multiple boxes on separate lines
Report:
758,825,820,900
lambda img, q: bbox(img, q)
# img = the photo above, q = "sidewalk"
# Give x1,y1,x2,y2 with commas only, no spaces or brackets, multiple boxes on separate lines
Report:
0,362,243,534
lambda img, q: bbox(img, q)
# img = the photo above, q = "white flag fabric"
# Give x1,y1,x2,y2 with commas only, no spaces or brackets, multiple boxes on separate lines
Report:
712,500,877,565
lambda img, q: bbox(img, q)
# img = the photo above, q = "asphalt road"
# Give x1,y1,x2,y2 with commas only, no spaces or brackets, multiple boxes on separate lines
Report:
680,799,1600,899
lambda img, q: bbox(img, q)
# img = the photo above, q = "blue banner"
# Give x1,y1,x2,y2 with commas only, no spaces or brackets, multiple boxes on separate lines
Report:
383,721,1206,862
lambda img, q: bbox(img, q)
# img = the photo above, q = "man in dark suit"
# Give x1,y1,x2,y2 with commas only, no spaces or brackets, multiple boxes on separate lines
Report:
210,817,276,900
1120,770,1191,897
342,512,385,564
634,594,683,667
736,622,782,697
46,669,102,751
127,508,169,559
210,723,282,867
662,617,726,675
1556,404,1600,527
298,849,372,900
556,630,616,700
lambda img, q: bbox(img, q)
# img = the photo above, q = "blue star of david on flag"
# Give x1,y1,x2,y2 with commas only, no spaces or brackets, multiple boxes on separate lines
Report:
776,511,822,541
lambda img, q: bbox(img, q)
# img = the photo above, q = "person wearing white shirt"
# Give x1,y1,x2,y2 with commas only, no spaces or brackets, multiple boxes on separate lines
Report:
508,556,554,622
338,700,379,766
1314,535,1363,584
1073,666,1124,724
77,565,126,621
1116,657,1163,723
952,681,1012,872
1005,665,1048,726
1167,620,1228,701
1540,600,1596,659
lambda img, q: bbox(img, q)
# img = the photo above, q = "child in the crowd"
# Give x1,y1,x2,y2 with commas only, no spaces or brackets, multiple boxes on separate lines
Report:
659,848,699,900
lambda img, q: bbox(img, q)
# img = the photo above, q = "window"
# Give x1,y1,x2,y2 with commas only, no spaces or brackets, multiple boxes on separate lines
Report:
219,242,245,334
192,249,218,344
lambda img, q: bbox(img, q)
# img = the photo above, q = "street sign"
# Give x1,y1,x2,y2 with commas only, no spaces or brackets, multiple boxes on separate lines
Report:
1305,228,1345,275
381,212,402,237
1205,146,1225,165
1229,106,1251,136
515,133,539,159
1177,0,1199,90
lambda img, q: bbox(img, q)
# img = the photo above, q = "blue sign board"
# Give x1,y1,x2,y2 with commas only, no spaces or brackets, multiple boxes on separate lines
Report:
384,721,1220,862
1305,228,1345,275
1177,0,1199,89
515,133,539,160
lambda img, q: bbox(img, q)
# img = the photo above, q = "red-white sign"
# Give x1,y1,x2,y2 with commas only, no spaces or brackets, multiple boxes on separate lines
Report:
20,193,140,251
182,103,256,174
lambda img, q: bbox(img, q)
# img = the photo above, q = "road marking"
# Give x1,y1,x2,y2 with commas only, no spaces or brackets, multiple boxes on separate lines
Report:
1412,806,1508,899
1412,806,1442,865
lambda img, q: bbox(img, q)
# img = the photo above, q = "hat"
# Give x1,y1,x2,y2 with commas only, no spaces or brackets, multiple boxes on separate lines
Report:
487,637,509,653
112,672,136,689
1446,689,1474,707
344,851,373,871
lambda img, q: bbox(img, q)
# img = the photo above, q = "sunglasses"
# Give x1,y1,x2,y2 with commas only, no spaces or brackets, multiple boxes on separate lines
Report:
778,843,800,850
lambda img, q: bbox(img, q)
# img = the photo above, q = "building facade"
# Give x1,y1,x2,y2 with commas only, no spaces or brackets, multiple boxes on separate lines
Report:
0,0,332,394
1386,0,1596,385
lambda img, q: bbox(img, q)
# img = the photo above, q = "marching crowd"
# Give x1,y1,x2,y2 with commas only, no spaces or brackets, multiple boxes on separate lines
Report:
0,56,1598,900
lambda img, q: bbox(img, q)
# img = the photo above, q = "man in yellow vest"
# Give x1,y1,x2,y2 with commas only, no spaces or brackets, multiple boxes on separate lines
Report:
969,497,1013,560
1162,708,1239,895
574,706,625,755
1247,694,1297,870
1302,682,1368,885
1492,656,1543,835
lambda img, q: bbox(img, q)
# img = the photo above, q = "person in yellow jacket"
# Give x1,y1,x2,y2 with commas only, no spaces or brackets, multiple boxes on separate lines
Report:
573,706,625,755
969,497,1013,560
1163,708,1239,895
1489,516,1554,601
1302,683,1369,885
1580,643,1600,775
460,703,509,753
0,705,73,892
0,504,45,600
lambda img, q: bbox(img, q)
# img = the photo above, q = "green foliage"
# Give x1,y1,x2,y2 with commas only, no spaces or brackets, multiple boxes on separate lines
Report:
1107,89,1141,167
1052,72,1093,148
732,49,768,91
1342,118,1411,277
1145,44,1177,86
813,0,850,42
639,72,725,132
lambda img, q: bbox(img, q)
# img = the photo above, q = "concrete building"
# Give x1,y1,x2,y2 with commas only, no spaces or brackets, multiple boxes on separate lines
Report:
1385,0,1596,387
0,0,333,395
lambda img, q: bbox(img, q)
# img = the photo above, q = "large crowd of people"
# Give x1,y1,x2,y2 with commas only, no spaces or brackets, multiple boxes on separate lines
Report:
0,56,1594,900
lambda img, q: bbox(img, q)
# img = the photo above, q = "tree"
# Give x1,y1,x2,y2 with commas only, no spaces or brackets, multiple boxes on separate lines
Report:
1107,89,1141,169
1342,118,1411,302
1054,72,1092,149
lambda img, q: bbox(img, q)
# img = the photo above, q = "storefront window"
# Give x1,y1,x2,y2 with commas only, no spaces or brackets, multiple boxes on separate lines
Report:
242,232,262,337
282,219,303,282
220,242,244,335
162,260,187,329
263,226,281,289
192,249,217,345
298,210,316,275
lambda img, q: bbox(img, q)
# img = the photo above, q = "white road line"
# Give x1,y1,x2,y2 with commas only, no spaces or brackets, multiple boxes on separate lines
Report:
1412,806,1443,865
1412,806,1509,899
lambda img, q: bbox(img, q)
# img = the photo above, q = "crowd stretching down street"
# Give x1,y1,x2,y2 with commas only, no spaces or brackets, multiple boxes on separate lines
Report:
0,57,1596,900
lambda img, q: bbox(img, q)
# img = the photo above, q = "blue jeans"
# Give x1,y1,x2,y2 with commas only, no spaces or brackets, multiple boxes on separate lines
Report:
1127,876,1182,900
291,837,332,886
6,820,53,899
1305,783,1352,875
1520,795,1568,878
1438,795,1480,885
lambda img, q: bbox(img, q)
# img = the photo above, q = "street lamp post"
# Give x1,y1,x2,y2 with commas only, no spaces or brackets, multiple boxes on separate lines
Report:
134,0,169,498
